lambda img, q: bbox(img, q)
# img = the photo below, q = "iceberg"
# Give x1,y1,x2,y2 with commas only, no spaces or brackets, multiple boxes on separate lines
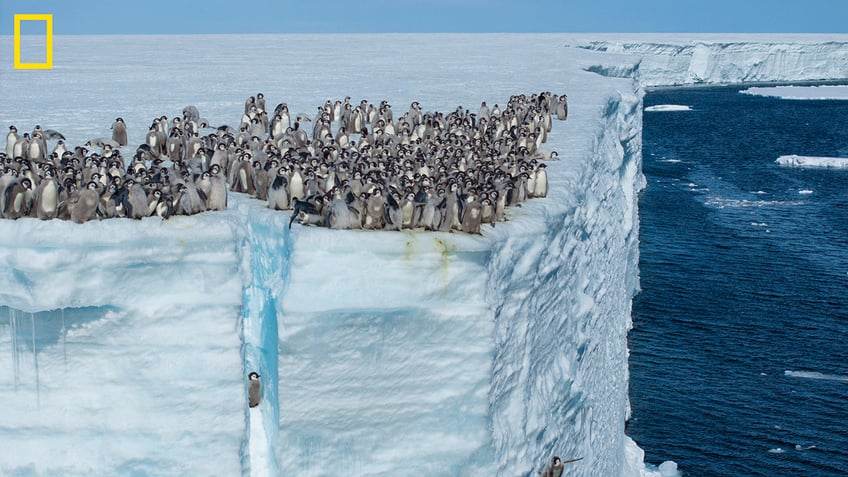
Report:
2,33,847,476
644,105,692,112
776,155,848,168
742,85,848,100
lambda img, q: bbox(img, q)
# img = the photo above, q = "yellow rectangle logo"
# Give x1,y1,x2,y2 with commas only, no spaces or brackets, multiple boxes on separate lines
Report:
14,14,53,70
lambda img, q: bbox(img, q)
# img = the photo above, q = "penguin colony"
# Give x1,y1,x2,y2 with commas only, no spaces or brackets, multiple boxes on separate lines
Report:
0,92,567,233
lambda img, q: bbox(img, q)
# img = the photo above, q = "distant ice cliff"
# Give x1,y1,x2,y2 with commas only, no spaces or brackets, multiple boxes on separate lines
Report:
572,35,848,87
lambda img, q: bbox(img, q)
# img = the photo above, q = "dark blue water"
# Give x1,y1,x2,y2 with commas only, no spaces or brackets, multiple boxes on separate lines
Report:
628,86,848,477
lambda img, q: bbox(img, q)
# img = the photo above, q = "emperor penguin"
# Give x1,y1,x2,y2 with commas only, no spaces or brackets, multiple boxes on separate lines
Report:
167,131,185,162
4,177,33,219
182,105,200,123
6,126,18,158
293,122,308,148
209,142,228,170
556,95,568,121
253,160,270,200
13,133,31,160
248,372,261,408
327,188,354,229
178,179,207,215
195,171,213,206
288,166,305,202
480,197,495,226
460,196,483,235
111,117,128,146
206,163,228,211
541,456,565,477
532,163,548,198
478,101,491,122
146,126,161,158
124,179,149,219
270,114,287,138
231,155,256,195
383,188,402,231
70,181,100,224
363,188,385,230
400,191,416,229
267,167,290,210
34,168,60,220
438,183,460,232
27,132,47,162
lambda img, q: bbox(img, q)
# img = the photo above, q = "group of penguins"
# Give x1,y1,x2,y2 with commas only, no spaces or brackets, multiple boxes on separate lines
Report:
1,90,567,233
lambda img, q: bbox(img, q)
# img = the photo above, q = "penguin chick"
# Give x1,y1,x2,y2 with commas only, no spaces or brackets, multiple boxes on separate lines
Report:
248,372,261,408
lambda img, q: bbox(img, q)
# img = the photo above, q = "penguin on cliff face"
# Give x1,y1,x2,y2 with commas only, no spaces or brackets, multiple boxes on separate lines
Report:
248,372,261,408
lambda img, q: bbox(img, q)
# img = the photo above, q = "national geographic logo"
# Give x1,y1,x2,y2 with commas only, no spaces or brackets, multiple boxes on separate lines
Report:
13,13,53,69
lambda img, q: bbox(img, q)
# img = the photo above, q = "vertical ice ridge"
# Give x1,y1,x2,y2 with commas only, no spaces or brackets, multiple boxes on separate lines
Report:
235,205,290,477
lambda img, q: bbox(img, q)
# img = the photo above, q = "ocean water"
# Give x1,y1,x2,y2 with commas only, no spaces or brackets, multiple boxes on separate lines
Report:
628,86,848,476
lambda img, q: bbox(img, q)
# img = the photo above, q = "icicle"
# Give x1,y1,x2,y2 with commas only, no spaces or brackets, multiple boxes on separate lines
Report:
61,308,67,370
10,308,19,391
32,313,40,410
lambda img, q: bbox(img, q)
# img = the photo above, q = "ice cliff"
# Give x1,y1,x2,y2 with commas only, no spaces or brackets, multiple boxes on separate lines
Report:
571,34,848,87
2,34,847,477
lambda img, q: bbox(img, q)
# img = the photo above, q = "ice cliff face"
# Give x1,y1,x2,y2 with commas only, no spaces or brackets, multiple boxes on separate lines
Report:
572,35,848,87
0,81,645,476
0,34,649,477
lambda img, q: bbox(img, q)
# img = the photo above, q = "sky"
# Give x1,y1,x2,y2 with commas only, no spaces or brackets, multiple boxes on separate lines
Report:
0,0,846,35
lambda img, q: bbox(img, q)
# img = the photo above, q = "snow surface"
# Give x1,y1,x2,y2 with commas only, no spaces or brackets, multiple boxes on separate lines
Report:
776,155,848,168
742,85,848,100
2,33,845,477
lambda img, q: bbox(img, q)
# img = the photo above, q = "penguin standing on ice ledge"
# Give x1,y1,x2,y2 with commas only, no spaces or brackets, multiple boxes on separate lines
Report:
248,372,261,408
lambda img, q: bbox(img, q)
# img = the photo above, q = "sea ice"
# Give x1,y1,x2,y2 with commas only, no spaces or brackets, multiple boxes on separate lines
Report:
644,105,692,112
742,85,848,100
776,155,848,169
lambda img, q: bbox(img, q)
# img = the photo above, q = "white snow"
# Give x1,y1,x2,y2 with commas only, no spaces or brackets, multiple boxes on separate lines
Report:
742,85,848,100
2,33,846,477
776,155,848,168
644,105,692,112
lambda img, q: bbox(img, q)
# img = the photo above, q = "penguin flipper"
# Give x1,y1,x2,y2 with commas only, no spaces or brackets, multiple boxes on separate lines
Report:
345,191,356,205
386,192,399,209
43,129,65,141
414,189,427,204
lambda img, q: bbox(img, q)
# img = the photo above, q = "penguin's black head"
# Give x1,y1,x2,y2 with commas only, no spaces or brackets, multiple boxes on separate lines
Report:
249,372,260,380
